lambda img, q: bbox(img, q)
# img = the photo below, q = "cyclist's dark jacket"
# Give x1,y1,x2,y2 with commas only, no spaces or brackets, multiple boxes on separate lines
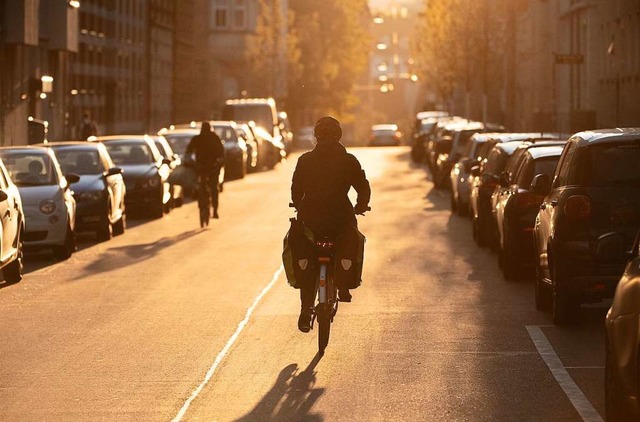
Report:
291,142,370,237
186,131,225,174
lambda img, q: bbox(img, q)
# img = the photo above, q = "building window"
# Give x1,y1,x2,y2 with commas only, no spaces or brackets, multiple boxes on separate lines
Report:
234,0,245,29
215,0,229,28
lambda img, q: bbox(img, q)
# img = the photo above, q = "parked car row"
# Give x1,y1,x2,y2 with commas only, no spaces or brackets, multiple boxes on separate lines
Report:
419,125,640,420
0,111,290,285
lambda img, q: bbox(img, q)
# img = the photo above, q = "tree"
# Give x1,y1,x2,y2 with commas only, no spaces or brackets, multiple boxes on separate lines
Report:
287,0,370,127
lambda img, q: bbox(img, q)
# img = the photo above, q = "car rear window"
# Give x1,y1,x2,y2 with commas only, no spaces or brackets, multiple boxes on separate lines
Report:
517,157,560,189
583,141,640,187
483,149,509,175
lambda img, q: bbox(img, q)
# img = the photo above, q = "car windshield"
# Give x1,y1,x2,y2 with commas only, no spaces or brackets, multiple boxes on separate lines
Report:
0,152,56,186
453,130,478,155
163,134,194,158
583,141,640,187
104,142,154,165
222,105,273,134
518,157,560,189
373,130,396,137
53,148,102,175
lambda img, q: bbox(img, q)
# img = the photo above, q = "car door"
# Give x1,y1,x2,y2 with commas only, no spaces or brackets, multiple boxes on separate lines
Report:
0,163,18,262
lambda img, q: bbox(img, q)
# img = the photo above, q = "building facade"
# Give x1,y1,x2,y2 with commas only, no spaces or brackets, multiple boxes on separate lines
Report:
0,0,79,145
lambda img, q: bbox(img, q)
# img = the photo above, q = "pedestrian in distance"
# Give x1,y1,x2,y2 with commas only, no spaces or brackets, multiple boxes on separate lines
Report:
186,122,225,219
79,111,98,140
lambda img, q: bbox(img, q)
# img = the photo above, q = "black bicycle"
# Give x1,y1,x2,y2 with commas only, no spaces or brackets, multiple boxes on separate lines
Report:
197,173,211,227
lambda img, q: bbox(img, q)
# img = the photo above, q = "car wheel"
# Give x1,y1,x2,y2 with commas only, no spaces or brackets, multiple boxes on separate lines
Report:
4,234,24,284
551,262,580,325
501,229,519,281
152,202,164,219
54,224,76,260
112,214,126,236
450,194,458,213
534,262,551,310
605,337,631,421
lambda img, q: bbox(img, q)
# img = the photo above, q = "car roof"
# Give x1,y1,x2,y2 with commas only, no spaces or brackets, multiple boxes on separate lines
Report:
527,145,565,160
158,127,199,135
372,124,398,131
416,110,449,120
571,128,640,145
470,132,506,143
38,141,99,149
0,145,50,154
210,120,238,128
488,132,562,143
495,142,524,155
91,135,153,142
225,97,275,106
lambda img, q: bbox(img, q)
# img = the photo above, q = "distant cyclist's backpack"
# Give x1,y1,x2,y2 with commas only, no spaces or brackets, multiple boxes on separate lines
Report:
282,218,316,289
334,225,366,289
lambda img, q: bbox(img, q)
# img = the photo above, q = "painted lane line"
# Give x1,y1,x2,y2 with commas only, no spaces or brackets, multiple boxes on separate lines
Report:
172,265,284,422
526,325,603,422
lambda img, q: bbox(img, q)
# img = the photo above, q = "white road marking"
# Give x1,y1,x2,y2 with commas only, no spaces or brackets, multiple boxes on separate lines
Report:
171,265,284,422
526,325,603,422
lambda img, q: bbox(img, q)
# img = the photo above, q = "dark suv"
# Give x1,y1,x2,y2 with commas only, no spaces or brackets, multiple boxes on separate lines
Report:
533,129,640,324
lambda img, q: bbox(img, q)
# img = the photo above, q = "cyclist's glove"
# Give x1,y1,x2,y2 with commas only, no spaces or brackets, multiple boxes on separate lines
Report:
354,203,369,215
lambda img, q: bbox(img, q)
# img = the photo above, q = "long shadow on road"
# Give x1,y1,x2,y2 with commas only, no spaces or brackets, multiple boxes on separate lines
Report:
234,353,324,422
73,229,204,280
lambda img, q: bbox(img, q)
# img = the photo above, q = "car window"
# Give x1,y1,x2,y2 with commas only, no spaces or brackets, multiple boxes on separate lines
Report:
453,130,478,155
504,148,527,179
222,104,274,134
518,156,560,189
53,148,103,175
0,152,57,186
483,148,505,175
164,134,194,158
104,142,154,165
582,141,640,187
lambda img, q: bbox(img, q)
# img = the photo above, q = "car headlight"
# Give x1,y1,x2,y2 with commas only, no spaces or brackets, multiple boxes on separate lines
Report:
79,191,103,202
40,199,56,215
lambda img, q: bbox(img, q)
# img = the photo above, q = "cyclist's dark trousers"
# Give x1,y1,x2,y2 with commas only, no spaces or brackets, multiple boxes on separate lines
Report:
200,169,220,210
300,284,316,310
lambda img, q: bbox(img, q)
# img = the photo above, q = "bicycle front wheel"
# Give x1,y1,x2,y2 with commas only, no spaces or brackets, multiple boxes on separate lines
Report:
317,304,331,355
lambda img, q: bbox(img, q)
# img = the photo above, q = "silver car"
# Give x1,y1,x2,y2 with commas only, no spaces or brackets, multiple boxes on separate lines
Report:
0,147,77,260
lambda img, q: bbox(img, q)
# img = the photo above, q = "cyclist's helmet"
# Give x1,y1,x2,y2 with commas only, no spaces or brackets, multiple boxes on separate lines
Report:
314,116,342,143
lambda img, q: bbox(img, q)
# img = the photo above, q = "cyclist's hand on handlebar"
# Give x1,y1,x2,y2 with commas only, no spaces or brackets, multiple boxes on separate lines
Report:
354,204,371,215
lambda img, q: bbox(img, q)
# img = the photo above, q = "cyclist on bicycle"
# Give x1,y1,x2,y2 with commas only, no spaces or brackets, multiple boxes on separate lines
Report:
186,122,225,218
291,116,371,332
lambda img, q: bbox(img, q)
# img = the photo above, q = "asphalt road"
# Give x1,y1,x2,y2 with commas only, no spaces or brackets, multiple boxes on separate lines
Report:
0,147,609,421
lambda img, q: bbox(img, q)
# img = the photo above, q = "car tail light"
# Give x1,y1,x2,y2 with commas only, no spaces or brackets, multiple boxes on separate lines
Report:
515,192,544,210
564,195,591,220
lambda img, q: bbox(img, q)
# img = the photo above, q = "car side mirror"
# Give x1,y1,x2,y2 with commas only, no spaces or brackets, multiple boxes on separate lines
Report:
105,167,123,176
499,171,510,187
65,173,81,184
0,191,7,202
531,173,551,195
471,165,481,177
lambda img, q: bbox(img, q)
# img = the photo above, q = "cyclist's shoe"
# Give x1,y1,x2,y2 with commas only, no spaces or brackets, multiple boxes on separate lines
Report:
212,210,219,219
338,288,352,303
298,308,312,333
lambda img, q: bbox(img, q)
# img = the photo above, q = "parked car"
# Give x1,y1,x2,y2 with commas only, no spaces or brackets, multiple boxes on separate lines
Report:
490,139,567,250
278,111,294,155
533,129,640,324
425,117,465,172
0,156,25,282
249,125,285,169
236,123,259,173
449,132,503,215
92,136,172,218
411,115,451,163
296,126,315,150
493,145,565,280
44,142,126,240
369,124,402,146
605,229,640,421
151,135,184,207
0,146,77,260
469,134,552,245
158,127,225,187
211,121,248,180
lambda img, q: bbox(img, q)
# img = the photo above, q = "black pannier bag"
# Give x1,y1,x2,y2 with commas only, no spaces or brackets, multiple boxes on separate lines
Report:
334,224,366,289
282,218,317,289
